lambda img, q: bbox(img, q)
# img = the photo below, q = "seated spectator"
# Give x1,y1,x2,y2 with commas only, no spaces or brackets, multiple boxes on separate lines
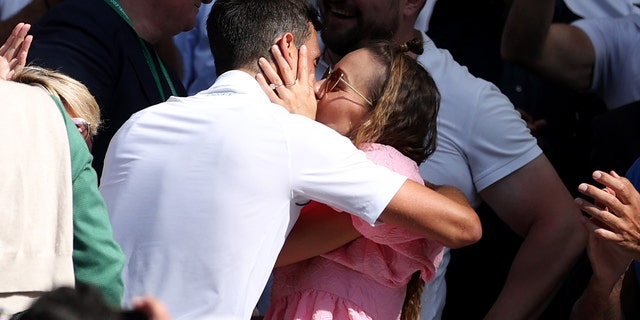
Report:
0,24,125,310
26,0,211,177
13,65,101,149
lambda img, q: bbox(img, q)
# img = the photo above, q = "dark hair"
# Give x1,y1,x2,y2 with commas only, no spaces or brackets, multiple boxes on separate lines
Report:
17,283,148,320
351,39,440,165
207,0,322,76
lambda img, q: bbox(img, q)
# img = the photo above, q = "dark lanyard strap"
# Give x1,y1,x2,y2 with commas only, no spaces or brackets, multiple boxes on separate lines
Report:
103,0,177,100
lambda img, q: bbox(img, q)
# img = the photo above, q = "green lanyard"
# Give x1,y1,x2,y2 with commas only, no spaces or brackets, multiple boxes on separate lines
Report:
103,0,177,101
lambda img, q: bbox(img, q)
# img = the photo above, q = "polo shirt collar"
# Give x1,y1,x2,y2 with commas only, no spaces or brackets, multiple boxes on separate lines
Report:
201,70,271,104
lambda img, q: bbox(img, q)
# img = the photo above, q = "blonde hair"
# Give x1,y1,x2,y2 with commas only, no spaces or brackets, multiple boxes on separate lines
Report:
12,66,101,136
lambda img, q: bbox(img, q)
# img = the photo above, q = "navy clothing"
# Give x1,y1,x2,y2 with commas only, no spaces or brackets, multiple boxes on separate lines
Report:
27,0,186,177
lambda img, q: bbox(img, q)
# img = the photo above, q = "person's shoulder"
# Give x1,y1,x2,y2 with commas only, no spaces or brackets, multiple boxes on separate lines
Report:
1,80,55,106
361,143,421,183
32,0,125,38
418,40,503,102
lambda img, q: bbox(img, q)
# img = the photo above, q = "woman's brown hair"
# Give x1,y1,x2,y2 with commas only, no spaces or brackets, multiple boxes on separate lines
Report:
349,38,440,166
347,39,439,319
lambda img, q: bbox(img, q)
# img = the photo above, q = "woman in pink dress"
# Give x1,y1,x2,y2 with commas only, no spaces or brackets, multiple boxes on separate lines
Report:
264,40,472,320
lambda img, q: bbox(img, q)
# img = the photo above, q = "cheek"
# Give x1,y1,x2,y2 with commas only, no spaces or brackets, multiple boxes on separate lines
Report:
315,99,349,135
315,97,368,136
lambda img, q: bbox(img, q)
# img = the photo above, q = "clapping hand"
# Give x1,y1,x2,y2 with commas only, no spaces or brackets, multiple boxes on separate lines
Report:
575,170,640,266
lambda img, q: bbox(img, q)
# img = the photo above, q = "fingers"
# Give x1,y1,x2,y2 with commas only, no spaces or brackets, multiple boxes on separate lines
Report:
255,70,282,103
258,52,286,90
578,177,630,217
575,195,620,229
296,45,308,86
592,170,637,206
255,44,317,119
0,23,31,58
270,44,297,87
17,35,32,68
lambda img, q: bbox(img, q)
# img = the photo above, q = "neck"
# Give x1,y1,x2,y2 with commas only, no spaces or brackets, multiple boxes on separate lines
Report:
118,0,162,44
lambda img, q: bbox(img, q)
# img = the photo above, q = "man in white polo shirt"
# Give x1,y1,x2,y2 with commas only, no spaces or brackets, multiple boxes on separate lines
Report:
100,0,481,319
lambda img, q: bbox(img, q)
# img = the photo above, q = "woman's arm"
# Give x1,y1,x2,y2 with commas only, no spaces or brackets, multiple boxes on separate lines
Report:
275,201,360,267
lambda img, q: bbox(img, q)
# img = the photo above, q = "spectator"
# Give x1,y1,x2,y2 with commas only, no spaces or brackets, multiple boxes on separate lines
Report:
173,1,217,95
316,0,586,319
0,25,125,309
502,0,640,188
26,0,212,177
264,39,457,319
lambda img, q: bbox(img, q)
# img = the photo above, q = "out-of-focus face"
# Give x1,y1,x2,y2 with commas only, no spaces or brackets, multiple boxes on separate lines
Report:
314,48,382,136
159,0,214,34
318,0,400,56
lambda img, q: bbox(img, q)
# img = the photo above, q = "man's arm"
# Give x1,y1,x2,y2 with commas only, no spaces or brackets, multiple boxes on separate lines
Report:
571,271,625,320
379,179,482,249
277,182,478,267
501,0,595,90
479,154,586,319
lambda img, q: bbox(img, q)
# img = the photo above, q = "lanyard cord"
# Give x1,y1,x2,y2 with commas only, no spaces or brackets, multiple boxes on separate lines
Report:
103,0,177,101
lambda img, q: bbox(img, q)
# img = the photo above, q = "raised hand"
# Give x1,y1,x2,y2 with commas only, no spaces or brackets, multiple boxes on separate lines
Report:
0,23,33,80
575,170,640,261
256,44,317,119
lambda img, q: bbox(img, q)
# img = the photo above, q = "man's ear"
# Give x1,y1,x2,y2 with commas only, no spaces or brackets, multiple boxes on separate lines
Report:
275,32,297,68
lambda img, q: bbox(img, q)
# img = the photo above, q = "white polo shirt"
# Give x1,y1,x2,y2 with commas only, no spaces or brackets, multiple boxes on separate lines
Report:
100,70,406,319
572,14,640,110
416,32,541,320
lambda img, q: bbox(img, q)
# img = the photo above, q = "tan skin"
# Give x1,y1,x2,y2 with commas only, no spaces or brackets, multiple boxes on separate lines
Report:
0,23,32,80
1,24,94,149
257,39,480,266
570,170,640,319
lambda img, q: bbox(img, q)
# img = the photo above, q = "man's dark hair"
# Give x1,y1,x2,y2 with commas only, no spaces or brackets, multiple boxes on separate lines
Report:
207,0,322,76
16,283,148,320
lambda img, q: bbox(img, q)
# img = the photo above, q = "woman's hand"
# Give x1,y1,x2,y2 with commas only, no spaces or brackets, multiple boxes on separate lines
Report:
256,44,317,119
0,23,33,80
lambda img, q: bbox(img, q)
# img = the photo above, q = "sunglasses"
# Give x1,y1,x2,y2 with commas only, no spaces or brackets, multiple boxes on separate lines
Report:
322,66,372,106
